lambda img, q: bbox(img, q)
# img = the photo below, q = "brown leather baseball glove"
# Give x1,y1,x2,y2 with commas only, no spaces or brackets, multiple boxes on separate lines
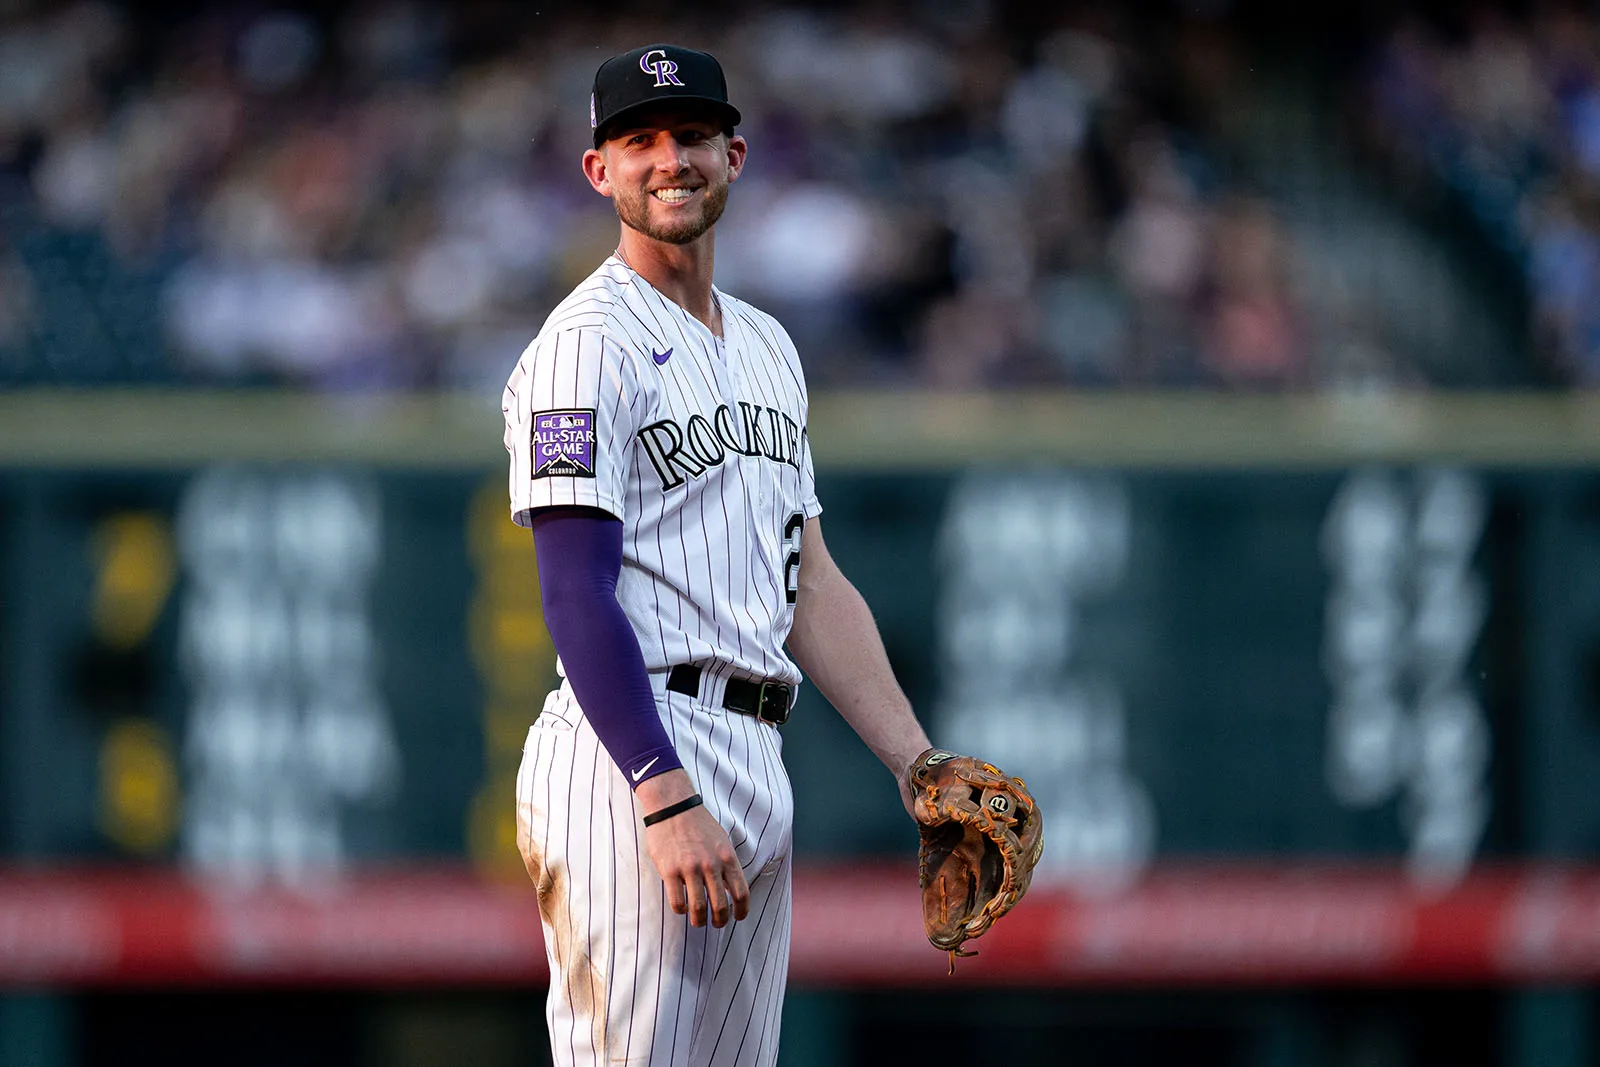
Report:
907,748,1044,972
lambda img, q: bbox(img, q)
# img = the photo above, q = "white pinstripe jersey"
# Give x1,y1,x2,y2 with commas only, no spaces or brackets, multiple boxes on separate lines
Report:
503,255,822,687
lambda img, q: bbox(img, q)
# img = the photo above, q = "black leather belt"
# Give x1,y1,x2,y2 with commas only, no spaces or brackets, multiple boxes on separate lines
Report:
667,664,792,725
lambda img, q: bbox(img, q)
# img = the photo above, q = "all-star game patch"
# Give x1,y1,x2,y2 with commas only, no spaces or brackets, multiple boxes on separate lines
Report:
532,409,598,478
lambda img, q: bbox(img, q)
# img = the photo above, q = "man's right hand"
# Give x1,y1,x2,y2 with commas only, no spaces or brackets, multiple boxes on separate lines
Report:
635,769,751,928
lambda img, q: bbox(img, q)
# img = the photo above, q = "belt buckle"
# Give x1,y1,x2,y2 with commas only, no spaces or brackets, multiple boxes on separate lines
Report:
756,681,791,725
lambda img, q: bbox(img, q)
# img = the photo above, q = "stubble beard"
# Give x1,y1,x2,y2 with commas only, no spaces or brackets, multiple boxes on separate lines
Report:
615,178,730,245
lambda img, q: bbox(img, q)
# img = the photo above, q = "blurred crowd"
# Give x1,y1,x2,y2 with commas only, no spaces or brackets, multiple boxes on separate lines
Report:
1361,6,1600,388
0,0,1560,392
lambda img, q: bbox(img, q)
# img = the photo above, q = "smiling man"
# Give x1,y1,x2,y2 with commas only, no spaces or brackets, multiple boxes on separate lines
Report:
501,44,937,1067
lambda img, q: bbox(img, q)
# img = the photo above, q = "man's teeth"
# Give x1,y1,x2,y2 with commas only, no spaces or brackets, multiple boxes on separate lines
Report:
653,188,695,202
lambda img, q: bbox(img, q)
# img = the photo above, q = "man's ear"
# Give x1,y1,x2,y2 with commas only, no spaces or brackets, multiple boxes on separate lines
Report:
725,134,748,183
582,147,612,197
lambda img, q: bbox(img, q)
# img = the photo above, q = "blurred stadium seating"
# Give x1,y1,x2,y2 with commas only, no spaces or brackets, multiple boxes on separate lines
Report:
0,0,1584,391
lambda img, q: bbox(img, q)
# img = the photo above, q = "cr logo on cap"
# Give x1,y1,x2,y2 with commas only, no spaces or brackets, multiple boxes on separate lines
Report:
640,49,685,88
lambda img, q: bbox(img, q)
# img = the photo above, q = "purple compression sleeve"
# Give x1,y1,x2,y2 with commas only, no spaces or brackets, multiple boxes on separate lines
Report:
530,507,682,787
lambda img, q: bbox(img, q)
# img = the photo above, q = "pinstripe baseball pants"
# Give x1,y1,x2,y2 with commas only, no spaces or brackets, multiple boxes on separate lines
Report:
517,678,794,1067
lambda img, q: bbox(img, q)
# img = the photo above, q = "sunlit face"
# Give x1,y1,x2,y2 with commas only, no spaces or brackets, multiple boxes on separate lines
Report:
585,108,745,245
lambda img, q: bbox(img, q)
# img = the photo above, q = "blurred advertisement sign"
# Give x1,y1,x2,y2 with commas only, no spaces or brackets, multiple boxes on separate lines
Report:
2,865,1599,987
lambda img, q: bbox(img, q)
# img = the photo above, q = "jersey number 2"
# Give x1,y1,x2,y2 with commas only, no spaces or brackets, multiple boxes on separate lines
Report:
783,512,804,604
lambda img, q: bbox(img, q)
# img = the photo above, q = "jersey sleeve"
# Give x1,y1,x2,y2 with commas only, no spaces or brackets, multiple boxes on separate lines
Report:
777,314,823,521
799,426,822,519
503,328,643,525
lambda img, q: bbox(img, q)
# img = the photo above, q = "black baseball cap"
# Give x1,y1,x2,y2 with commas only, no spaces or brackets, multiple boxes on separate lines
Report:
590,44,742,149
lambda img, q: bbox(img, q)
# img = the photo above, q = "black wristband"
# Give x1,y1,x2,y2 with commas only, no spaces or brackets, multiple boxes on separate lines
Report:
642,793,703,827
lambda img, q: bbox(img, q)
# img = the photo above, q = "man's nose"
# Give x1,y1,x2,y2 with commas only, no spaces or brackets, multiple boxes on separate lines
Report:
653,139,689,171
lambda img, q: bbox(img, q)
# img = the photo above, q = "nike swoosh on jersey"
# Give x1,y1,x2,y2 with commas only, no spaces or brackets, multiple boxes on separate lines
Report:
651,348,673,365
631,756,661,781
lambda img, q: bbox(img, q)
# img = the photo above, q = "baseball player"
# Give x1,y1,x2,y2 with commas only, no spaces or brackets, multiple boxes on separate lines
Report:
502,44,934,1067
